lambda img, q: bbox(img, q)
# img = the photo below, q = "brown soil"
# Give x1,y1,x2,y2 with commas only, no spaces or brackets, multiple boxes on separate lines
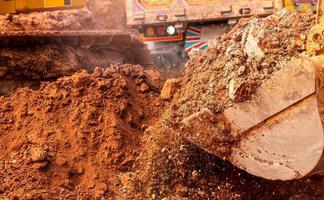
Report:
0,45,80,80
0,64,164,199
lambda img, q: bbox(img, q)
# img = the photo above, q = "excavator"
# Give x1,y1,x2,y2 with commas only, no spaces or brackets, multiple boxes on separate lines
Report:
180,1,324,181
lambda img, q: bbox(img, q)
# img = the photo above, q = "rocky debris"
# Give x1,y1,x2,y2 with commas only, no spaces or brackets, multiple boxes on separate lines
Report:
163,10,315,153
160,78,181,100
0,64,162,199
180,108,234,157
30,147,48,163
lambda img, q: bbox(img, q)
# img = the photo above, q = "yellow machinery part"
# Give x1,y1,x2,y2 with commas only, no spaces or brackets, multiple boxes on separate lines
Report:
16,0,44,11
43,0,86,8
139,0,173,8
186,0,273,6
283,0,317,12
0,0,86,14
0,0,16,14
44,0,68,8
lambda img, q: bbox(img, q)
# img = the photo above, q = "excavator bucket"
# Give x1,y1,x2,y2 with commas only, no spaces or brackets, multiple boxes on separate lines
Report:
227,56,324,180
181,56,324,180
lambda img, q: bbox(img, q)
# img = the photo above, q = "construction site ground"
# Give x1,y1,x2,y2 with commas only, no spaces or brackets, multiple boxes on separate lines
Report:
0,1,323,199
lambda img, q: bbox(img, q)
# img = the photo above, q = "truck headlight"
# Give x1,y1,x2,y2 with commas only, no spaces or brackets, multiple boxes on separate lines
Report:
167,25,176,35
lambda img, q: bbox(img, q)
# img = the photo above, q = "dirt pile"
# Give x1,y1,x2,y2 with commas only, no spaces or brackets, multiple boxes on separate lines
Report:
174,10,314,118
121,10,324,199
0,64,163,199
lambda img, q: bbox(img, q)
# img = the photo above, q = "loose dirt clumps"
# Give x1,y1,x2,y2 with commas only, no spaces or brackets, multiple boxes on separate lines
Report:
173,10,314,120
162,10,315,157
0,64,163,199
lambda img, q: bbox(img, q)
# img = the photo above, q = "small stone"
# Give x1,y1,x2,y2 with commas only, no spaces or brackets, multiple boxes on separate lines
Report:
94,182,107,198
32,161,48,170
0,67,6,78
93,67,103,77
75,165,84,174
160,78,180,100
295,39,304,47
244,34,264,61
228,79,237,100
140,83,149,93
30,147,48,162
237,66,246,76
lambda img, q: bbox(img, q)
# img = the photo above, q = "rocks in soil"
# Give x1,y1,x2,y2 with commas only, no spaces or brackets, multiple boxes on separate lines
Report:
30,147,48,162
160,78,181,100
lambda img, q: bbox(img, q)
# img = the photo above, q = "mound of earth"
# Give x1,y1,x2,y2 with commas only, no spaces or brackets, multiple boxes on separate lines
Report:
0,64,163,199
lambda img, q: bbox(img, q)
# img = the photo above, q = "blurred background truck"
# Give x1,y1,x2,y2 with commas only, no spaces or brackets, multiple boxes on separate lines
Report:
125,0,318,73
